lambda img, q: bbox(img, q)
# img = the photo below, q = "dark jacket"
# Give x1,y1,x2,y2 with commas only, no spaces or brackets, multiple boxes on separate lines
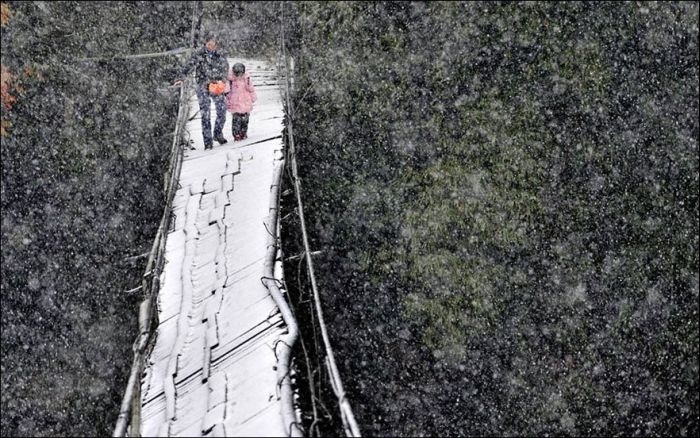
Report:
179,47,229,87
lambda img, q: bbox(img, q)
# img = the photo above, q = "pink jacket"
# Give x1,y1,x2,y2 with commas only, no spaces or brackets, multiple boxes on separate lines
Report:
226,70,257,114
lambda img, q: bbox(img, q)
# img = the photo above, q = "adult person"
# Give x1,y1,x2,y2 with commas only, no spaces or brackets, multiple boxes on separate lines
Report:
173,33,229,150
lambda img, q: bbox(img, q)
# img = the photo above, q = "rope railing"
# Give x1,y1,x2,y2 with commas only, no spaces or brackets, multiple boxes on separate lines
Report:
112,76,191,438
115,2,360,435
261,157,304,437
278,3,362,437
77,47,191,63
112,3,200,436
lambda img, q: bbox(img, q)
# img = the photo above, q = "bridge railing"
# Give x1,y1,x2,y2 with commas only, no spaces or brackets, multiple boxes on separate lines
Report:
113,4,201,436
277,3,362,436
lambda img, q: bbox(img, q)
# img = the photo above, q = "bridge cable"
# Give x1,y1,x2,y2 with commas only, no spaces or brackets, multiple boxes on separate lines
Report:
279,3,362,437
112,1,201,436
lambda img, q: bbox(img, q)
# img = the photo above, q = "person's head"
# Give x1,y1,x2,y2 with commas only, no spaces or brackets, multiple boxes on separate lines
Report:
203,32,218,52
232,63,245,76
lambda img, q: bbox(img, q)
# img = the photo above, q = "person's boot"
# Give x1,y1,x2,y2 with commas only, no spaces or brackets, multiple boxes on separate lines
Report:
214,134,227,144
204,141,213,150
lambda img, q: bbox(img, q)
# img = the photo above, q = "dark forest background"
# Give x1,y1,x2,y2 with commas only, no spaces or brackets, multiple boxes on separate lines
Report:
1,2,193,436
282,2,698,437
2,1,698,437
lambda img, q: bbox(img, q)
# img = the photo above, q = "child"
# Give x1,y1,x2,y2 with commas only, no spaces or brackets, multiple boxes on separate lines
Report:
226,62,257,141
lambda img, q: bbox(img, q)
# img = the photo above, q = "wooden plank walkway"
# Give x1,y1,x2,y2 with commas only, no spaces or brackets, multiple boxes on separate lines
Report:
138,58,294,437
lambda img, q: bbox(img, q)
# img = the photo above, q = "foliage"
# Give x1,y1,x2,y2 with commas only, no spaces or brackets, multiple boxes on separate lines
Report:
285,1,698,436
201,1,283,59
0,2,10,27
1,2,192,436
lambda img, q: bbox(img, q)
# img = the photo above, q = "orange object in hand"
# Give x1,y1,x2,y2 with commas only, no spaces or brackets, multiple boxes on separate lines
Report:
208,81,226,95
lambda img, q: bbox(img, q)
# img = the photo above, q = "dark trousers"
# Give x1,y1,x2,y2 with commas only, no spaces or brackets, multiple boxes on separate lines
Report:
231,113,250,138
196,86,226,145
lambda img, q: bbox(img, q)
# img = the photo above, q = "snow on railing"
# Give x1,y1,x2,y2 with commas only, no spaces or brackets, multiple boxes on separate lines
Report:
113,73,191,438
113,4,201,437
278,3,362,436
262,156,304,436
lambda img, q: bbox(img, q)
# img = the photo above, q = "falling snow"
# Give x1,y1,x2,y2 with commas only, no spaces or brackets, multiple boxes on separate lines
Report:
2,2,698,438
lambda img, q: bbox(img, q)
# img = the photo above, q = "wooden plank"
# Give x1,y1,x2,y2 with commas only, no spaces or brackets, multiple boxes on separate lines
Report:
140,58,292,437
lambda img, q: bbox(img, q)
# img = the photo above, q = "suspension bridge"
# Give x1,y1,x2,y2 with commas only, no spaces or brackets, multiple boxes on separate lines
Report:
109,3,362,435
112,47,360,437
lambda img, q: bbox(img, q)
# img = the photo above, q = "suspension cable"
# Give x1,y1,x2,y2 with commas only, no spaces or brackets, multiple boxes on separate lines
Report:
279,3,362,437
112,2,200,436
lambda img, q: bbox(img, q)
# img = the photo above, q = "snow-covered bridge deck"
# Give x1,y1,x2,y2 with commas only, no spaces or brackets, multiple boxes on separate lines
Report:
138,58,295,437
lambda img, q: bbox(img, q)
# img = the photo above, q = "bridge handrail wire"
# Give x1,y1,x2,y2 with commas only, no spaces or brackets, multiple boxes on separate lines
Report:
262,157,304,437
112,2,201,436
279,4,362,437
